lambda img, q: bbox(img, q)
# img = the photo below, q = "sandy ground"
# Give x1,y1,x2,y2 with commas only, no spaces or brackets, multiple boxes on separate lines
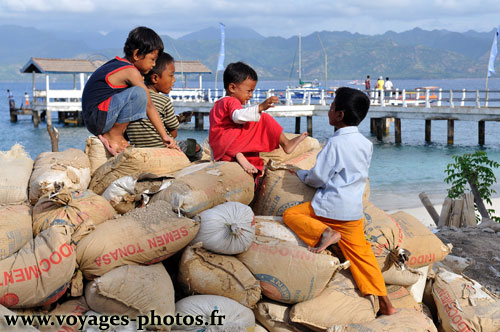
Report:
386,197,500,295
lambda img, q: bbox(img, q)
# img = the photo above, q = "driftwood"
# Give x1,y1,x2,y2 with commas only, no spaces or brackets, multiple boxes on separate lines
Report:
47,124,59,152
419,192,439,226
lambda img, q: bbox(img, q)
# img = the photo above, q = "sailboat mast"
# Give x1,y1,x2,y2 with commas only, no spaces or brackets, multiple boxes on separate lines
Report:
298,33,302,83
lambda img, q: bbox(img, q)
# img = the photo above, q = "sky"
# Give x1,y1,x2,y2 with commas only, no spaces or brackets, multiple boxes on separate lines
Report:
0,0,500,38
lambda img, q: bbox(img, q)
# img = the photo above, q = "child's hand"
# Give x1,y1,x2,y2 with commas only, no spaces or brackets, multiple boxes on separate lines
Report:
162,135,181,151
259,96,279,112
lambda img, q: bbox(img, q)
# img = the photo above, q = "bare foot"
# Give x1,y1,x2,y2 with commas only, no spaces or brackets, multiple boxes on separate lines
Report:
281,132,308,154
378,296,398,316
99,133,128,156
236,153,258,174
308,227,341,253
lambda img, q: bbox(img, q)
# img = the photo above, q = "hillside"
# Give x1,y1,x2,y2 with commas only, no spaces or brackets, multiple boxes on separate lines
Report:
0,25,498,81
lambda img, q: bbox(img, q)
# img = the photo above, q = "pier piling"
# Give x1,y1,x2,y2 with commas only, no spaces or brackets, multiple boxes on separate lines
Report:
295,117,301,134
395,118,402,144
447,120,454,145
425,120,431,142
478,121,485,145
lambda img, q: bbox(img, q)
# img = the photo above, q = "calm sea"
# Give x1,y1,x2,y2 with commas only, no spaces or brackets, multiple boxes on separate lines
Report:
2,78,500,210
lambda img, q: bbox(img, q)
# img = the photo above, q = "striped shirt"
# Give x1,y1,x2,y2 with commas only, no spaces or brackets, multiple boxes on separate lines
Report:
126,89,179,147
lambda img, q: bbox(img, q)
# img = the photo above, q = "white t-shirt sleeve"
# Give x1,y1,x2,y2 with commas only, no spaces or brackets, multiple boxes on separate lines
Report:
231,105,260,124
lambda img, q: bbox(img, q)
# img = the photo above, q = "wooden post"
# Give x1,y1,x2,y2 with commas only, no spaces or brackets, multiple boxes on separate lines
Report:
478,121,485,145
419,192,439,226
425,120,431,142
47,124,59,152
376,118,383,141
447,119,454,145
395,118,401,144
194,112,204,130
295,117,301,134
439,197,452,227
9,100,17,123
449,89,454,108
370,118,376,134
307,116,313,137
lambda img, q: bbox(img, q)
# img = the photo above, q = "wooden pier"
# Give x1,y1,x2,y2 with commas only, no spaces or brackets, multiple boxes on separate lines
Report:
172,87,500,145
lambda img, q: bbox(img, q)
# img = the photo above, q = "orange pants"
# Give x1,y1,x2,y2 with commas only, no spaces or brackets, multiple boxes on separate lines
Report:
283,202,387,296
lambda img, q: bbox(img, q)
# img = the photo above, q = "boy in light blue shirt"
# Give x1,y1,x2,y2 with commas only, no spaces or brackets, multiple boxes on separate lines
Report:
283,87,397,316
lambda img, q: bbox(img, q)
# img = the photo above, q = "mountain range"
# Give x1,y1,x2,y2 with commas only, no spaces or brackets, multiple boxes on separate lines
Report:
0,25,498,82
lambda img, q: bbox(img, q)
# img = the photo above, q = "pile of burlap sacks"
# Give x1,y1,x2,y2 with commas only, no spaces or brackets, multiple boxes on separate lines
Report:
0,134,498,332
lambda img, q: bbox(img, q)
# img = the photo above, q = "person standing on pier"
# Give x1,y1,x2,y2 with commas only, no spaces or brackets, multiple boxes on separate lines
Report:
283,87,398,316
82,26,178,156
364,75,371,91
384,77,394,97
7,90,14,108
376,76,384,99
209,61,308,175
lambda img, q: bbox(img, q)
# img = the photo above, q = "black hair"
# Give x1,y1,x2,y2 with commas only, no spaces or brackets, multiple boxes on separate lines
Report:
144,52,175,86
334,87,370,126
123,26,164,58
386,77,390,80
223,62,258,89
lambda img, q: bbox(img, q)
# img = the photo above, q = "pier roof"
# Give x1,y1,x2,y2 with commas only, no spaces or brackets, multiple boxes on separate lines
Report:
20,57,105,74
175,60,211,74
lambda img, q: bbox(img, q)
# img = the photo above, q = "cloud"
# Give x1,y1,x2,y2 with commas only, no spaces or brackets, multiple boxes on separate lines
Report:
0,0,499,37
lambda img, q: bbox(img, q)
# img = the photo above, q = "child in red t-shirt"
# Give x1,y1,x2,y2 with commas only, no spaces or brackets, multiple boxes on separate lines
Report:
209,62,308,174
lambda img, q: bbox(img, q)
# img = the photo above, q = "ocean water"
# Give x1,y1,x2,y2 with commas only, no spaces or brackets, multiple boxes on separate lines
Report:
2,78,500,210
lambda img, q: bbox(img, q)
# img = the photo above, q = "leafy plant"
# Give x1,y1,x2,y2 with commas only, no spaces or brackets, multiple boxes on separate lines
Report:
444,151,500,223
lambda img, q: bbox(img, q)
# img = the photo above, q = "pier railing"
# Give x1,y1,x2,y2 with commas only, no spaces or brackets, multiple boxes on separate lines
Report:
169,87,500,108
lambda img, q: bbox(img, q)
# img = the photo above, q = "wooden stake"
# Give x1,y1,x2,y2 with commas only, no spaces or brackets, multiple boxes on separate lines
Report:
419,192,439,226
439,197,452,227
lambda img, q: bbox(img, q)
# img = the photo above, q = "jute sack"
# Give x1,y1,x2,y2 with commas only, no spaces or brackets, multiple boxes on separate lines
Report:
76,201,199,279
178,244,261,308
0,204,32,260
90,147,190,195
289,270,378,330
390,211,451,268
152,161,254,218
33,189,116,243
381,264,422,287
254,300,310,332
0,226,76,308
29,149,91,205
237,241,342,304
252,150,319,216
192,202,255,255
386,285,421,311
330,308,438,332
85,264,174,322
0,144,34,204
254,216,307,248
84,136,112,175
0,304,39,331
260,133,320,164
432,269,500,332
174,295,255,332
363,204,451,269
39,296,89,332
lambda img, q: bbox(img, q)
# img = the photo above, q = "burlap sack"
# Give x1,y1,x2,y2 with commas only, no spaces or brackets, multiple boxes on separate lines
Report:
252,150,319,216
174,295,255,331
0,144,34,205
254,300,310,332
289,270,378,330
39,296,89,332
382,264,422,287
84,136,112,175
390,211,451,268
386,285,421,311
432,269,500,332
237,241,342,304
85,264,174,324
331,308,438,332
260,133,321,164
152,161,254,218
0,204,32,260
364,204,450,269
0,226,76,308
254,216,307,247
179,244,261,308
33,189,115,243
29,149,91,205
76,201,199,279
90,147,190,195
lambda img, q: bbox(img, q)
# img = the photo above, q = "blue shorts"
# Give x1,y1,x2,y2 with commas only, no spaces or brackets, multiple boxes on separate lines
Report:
102,86,147,133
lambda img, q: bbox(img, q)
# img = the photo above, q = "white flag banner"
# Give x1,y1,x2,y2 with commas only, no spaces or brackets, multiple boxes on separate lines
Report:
487,26,499,77
216,23,226,72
